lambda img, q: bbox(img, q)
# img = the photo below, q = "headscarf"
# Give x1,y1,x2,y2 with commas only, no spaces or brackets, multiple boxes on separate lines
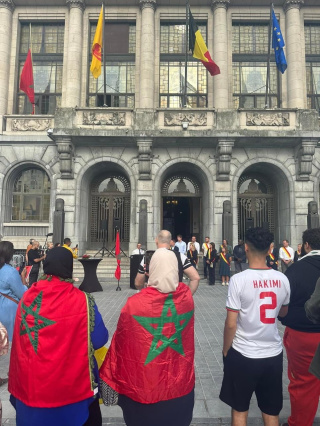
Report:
147,247,179,293
43,247,73,279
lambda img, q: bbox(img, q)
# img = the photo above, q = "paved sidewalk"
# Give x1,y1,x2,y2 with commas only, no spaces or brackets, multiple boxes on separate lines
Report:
1,279,320,425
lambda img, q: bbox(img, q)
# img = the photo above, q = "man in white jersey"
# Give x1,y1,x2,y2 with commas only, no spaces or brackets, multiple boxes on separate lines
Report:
219,227,290,426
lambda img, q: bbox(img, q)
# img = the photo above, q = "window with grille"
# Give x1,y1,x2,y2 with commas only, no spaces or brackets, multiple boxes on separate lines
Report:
17,23,64,115
88,23,135,108
160,23,208,108
232,23,280,109
305,24,320,112
12,169,51,221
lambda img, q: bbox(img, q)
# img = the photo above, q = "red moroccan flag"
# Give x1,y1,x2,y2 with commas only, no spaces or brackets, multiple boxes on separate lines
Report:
20,49,35,114
100,283,195,404
114,230,121,280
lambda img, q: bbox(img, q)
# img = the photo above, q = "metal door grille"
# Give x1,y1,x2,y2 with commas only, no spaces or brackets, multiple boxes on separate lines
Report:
238,176,274,240
90,175,130,246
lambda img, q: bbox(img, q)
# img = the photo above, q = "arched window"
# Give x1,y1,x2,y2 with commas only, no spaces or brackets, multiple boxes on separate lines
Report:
12,169,51,221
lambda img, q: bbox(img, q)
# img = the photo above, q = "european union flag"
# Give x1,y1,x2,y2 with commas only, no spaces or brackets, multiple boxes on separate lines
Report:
272,9,287,74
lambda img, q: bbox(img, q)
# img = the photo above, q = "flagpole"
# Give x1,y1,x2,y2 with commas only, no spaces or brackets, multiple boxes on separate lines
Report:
184,0,189,108
102,1,107,107
265,3,273,108
29,23,35,114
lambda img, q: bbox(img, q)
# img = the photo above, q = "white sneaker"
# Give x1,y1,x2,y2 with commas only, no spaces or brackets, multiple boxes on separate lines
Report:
222,282,225,286
226,283,229,286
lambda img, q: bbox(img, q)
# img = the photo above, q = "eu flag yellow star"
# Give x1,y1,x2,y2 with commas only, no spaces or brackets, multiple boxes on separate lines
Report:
133,293,194,365
20,291,56,354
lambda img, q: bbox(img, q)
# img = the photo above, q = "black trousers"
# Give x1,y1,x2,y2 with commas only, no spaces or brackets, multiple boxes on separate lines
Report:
118,389,194,426
203,258,209,278
83,397,102,426
208,265,216,285
28,265,39,286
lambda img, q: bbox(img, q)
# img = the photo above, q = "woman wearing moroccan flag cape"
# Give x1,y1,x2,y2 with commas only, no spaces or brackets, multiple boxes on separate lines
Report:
9,247,109,426
100,247,195,426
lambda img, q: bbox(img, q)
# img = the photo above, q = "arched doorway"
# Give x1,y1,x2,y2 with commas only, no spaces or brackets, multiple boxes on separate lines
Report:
90,175,130,249
162,174,201,242
236,163,292,244
238,175,275,240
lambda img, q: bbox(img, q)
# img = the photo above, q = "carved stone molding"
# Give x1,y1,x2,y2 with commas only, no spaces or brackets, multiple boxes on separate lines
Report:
66,0,85,11
139,0,156,11
137,139,152,180
211,0,230,11
0,0,15,12
83,111,125,126
11,119,51,132
246,112,290,127
297,139,317,181
56,137,74,179
283,0,304,13
216,139,234,181
164,112,207,127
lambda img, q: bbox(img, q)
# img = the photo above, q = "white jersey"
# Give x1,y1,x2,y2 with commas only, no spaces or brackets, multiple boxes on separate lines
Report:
226,268,290,359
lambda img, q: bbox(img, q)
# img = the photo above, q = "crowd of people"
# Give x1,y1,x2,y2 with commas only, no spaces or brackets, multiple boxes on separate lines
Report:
0,228,319,426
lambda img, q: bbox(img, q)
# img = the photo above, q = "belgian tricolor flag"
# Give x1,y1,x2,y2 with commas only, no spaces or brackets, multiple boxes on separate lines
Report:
189,9,220,76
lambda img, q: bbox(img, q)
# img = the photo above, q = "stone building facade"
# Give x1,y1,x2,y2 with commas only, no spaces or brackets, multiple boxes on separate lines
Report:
0,0,319,253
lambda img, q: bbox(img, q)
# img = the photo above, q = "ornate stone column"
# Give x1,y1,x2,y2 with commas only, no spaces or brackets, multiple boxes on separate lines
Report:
211,0,230,109
0,0,15,116
56,136,74,179
137,138,152,180
297,138,317,181
65,0,85,107
283,0,305,108
216,138,234,181
139,0,156,109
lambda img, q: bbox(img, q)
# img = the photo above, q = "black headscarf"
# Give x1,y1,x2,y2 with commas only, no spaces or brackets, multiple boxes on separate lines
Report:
43,247,73,279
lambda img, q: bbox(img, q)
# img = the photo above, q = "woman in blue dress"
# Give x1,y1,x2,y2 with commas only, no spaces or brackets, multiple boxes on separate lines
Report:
0,241,27,341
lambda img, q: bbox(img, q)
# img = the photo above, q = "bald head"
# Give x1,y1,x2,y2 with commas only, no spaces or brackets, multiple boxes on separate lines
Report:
156,230,172,247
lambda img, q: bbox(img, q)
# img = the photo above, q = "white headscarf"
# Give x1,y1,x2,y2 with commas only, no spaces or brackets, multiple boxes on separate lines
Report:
147,247,179,293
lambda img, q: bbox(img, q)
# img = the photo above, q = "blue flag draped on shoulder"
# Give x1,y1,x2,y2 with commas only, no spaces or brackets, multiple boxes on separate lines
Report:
272,9,287,74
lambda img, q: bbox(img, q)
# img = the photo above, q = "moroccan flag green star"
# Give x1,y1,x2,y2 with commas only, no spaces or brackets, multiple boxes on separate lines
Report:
133,293,194,365
20,291,56,354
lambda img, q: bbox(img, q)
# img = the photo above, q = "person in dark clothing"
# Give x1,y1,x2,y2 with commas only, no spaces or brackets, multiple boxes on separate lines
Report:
27,241,46,286
293,243,302,262
279,228,320,426
205,243,218,285
169,239,179,253
233,240,246,273
187,243,198,269
266,242,279,270
305,277,320,381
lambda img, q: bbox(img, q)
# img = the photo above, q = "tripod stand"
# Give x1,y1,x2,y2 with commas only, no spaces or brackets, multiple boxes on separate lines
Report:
94,228,114,258
108,228,127,257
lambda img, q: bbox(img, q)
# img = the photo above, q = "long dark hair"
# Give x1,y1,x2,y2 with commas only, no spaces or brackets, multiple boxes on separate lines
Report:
0,241,14,269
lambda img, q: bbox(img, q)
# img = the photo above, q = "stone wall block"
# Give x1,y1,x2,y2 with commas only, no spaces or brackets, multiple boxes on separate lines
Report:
297,139,317,181
56,138,74,179
216,139,234,181
137,139,152,180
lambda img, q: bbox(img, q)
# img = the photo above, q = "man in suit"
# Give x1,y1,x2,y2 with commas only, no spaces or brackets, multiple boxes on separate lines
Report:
170,239,179,252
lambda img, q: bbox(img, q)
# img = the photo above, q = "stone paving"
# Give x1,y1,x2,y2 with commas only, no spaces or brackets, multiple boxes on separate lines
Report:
1,278,320,425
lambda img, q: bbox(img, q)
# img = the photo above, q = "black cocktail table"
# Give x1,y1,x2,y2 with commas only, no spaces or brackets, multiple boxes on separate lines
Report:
78,258,103,293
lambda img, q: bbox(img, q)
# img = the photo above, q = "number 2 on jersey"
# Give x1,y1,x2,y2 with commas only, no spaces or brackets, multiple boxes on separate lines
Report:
260,292,277,324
